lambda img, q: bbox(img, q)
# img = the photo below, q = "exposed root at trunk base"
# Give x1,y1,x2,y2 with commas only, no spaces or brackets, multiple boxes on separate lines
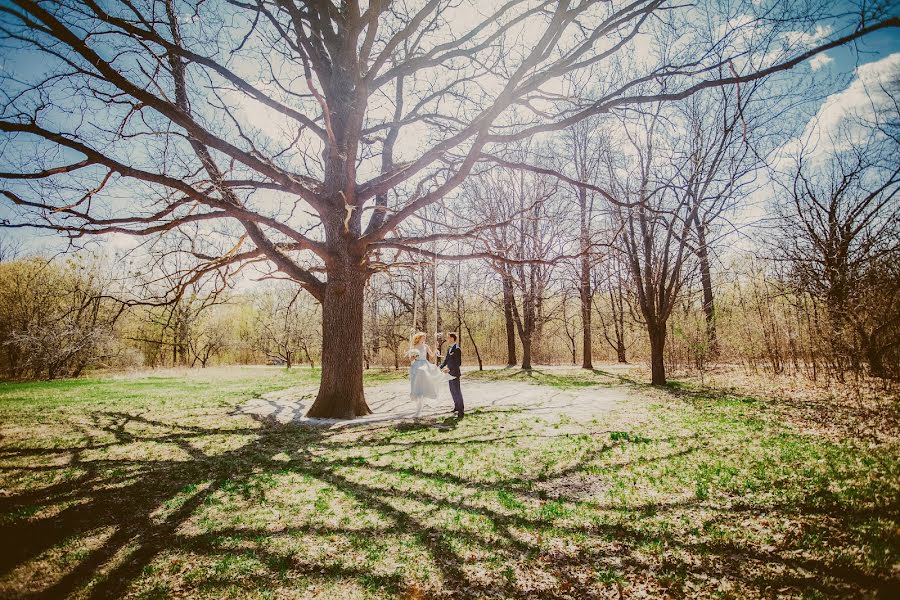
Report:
305,391,372,419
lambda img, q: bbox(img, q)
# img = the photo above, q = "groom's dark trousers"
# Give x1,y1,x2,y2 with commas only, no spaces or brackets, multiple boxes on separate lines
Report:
440,343,464,417
449,378,464,417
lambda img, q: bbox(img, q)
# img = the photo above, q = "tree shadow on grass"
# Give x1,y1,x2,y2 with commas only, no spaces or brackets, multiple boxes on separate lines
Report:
0,405,895,599
473,367,630,391
590,368,642,386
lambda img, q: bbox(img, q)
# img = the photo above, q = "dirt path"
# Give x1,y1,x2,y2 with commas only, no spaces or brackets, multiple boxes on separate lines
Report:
237,377,629,428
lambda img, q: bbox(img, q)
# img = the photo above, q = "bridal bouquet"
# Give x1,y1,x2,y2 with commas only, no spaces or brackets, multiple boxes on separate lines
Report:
405,348,421,360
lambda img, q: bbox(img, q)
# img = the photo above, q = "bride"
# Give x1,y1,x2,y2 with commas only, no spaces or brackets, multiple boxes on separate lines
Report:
408,331,452,417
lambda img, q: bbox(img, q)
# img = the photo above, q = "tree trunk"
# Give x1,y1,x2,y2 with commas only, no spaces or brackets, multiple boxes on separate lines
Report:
521,334,533,370
861,330,886,379
580,294,592,369
306,267,371,418
516,276,535,371
502,275,517,366
579,187,593,369
649,324,667,385
464,322,484,371
72,359,88,378
616,339,627,363
693,217,718,357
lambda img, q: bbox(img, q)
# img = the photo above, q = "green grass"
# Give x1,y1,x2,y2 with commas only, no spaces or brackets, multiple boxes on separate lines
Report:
0,367,897,598
0,366,406,412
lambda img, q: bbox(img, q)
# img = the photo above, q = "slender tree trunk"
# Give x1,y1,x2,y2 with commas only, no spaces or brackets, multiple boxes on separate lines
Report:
521,334,533,370
502,275,517,366
464,322,484,371
616,339,627,363
580,286,592,369
517,276,535,371
608,280,629,363
649,323,667,385
579,187,593,369
306,266,371,418
72,361,86,378
693,217,718,357
861,330,886,379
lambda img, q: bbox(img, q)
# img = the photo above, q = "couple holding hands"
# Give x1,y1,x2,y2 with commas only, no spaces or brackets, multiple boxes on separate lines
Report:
408,331,464,419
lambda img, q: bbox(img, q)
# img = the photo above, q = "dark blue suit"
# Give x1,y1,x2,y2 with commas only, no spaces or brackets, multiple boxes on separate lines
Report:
440,343,464,416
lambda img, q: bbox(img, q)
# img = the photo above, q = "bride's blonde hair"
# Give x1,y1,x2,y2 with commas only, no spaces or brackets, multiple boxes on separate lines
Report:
411,331,427,346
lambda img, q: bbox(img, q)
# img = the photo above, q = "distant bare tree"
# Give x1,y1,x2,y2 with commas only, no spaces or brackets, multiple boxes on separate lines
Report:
473,162,566,370
366,272,416,370
593,250,633,364
187,308,233,368
672,79,771,357
560,116,612,369
610,106,700,385
0,237,22,262
252,284,321,369
557,288,581,366
775,117,900,379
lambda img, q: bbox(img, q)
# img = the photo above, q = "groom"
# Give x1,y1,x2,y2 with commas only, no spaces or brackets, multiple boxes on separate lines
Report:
439,332,464,418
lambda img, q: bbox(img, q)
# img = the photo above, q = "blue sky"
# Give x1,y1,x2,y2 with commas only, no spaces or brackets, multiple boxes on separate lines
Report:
819,26,897,73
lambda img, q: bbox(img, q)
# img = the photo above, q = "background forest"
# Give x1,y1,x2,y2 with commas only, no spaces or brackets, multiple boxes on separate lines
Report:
2,67,897,385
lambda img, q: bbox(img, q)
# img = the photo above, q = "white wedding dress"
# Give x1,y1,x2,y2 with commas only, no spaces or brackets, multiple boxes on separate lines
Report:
409,342,452,416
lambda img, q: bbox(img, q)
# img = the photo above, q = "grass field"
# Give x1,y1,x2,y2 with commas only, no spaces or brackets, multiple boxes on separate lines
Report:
0,366,897,598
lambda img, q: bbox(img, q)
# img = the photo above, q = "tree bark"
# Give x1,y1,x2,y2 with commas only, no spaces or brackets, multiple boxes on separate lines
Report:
502,274,517,366
514,271,536,371
649,324,667,385
72,360,87,378
580,282,592,368
521,334,533,370
464,322,484,371
693,216,718,357
616,339,627,363
306,266,371,418
579,187,593,369
860,328,886,379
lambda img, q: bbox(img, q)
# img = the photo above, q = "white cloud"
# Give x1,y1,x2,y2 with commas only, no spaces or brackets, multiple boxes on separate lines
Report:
734,53,900,238
809,52,833,71
774,52,900,166
785,24,832,47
